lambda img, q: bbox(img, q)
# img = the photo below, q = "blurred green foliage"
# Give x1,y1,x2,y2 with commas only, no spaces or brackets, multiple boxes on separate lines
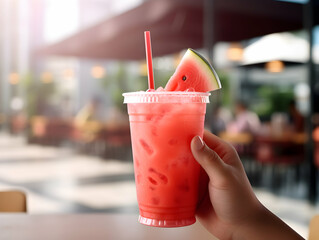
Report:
100,63,127,112
153,69,174,89
217,71,231,106
21,73,57,118
254,85,294,119
100,62,175,113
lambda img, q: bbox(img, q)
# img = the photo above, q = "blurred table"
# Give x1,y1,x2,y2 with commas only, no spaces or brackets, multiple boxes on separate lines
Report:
0,214,215,240
255,132,306,164
219,131,254,157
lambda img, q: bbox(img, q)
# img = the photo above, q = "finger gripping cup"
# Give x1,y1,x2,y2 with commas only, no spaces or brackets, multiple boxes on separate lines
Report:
123,91,210,228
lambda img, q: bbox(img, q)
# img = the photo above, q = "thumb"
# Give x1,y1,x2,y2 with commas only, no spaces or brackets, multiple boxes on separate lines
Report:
191,135,228,181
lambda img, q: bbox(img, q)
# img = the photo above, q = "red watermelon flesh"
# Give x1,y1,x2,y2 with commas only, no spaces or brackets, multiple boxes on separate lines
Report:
165,49,221,92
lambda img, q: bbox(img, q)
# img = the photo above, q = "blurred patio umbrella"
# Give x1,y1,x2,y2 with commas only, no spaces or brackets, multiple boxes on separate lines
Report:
242,32,310,65
36,0,315,60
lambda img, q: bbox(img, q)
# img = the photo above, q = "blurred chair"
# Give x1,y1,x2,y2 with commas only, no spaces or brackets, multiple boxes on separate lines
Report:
309,215,319,240
313,127,319,168
254,132,305,191
30,116,74,145
96,124,131,159
0,190,27,213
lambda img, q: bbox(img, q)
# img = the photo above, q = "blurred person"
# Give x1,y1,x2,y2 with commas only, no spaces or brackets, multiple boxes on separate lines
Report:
191,131,304,240
74,97,105,142
210,103,232,136
270,112,289,137
227,101,261,134
75,97,105,125
288,100,304,133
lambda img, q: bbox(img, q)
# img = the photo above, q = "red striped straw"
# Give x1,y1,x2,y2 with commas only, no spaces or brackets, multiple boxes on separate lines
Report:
144,31,155,90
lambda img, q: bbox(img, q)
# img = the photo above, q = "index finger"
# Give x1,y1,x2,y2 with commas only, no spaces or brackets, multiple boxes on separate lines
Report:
203,130,239,164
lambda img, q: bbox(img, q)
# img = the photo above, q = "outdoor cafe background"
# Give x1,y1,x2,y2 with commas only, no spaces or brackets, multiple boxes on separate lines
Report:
0,0,319,216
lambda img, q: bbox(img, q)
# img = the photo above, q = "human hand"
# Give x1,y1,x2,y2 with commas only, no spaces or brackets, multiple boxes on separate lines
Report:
191,130,304,240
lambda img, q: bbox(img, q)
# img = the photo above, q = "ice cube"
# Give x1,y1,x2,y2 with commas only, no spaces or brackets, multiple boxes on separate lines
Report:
139,139,154,155
156,86,164,92
186,88,195,92
148,177,158,185
158,173,168,184
148,168,168,184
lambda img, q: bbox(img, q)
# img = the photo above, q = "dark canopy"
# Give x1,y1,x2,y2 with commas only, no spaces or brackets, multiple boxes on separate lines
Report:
37,0,317,60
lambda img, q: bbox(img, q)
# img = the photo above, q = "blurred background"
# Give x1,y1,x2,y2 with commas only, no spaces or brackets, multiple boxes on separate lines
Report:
0,0,319,237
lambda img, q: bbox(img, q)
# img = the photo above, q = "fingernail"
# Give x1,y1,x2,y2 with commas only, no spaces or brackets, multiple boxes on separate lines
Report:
193,136,204,151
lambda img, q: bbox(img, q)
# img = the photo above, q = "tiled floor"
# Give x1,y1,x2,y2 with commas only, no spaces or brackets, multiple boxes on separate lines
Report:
0,132,317,238
0,133,137,214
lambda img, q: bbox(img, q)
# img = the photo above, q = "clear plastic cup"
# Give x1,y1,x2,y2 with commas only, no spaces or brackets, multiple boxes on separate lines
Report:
123,91,210,227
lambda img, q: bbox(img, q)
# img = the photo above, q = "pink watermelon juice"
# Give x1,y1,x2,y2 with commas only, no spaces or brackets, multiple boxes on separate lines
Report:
123,91,210,227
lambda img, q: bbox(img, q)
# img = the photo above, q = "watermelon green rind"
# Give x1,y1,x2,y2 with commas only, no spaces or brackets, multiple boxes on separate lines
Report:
164,48,222,92
188,48,222,91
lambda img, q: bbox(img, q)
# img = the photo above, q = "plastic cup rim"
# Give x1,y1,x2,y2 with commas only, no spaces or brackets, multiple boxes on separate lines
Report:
123,91,211,104
123,91,211,97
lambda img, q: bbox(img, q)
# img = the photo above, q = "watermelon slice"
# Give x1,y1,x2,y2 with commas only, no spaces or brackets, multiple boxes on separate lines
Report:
165,48,221,92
